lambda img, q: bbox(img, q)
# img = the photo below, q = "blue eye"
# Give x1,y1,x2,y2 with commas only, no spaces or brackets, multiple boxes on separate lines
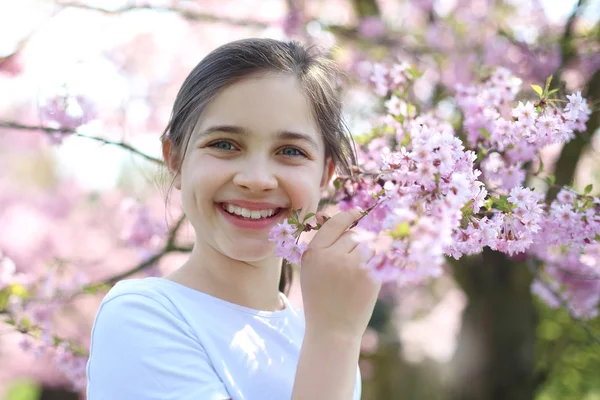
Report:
210,141,235,151
279,147,306,157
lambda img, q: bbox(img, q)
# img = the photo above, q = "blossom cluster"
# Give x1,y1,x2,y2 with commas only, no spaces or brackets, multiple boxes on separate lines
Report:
456,67,591,191
369,61,414,97
38,90,98,144
529,189,600,319
270,64,600,319
1,251,90,390
268,219,307,265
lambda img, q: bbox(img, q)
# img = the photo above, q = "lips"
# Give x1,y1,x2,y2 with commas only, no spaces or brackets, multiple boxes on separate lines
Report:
220,199,287,210
216,202,287,230
220,203,283,220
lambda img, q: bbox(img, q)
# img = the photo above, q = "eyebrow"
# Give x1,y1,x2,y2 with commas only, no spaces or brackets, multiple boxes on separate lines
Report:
196,124,319,151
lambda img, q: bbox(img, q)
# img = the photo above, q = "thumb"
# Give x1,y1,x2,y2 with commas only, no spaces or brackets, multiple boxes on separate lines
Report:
315,212,329,226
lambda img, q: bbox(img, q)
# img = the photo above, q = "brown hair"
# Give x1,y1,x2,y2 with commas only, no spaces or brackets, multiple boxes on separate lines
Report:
161,38,357,294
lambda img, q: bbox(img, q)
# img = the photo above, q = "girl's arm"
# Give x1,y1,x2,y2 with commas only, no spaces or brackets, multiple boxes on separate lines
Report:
292,330,361,400
291,209,381,400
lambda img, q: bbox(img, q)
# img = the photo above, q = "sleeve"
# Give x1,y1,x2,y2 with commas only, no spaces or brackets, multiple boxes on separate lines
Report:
86,293,231,400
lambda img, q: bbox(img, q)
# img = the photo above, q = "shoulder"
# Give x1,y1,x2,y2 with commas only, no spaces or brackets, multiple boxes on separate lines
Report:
87,279,231,399
102,277,173,305
91,278,196,342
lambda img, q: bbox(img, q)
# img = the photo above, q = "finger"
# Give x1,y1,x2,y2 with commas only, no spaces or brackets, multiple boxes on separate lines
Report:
315,212,328,226
310,208,362,249
334,231,359,253
350,243,375,265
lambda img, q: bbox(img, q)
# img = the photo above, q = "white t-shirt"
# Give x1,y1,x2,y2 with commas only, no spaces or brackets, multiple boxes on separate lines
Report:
86,277,362,400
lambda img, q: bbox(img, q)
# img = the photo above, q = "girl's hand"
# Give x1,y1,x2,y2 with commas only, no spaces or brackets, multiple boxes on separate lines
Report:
299,208,381,340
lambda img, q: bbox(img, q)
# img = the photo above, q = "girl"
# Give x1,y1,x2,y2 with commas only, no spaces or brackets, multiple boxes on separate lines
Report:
86,38,381,400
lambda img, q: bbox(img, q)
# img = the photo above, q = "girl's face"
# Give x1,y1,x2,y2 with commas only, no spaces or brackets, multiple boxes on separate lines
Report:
170,74,333,263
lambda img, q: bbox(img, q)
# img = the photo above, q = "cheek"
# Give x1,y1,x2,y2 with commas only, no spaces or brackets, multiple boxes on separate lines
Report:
281,170,323,216
179,159,221,212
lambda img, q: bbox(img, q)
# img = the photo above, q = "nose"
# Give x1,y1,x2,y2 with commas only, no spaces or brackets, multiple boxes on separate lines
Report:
232,158,278,192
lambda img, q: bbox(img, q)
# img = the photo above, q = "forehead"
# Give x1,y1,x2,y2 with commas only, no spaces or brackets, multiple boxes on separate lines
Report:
195,74,322,145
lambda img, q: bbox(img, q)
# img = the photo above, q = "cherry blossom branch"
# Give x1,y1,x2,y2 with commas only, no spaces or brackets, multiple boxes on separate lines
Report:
84,214,191,291
0,216,192,360
54,1,269,28
0,121,164,166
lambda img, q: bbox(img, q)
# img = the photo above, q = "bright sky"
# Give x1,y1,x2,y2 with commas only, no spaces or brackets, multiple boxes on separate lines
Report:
541,0,579,23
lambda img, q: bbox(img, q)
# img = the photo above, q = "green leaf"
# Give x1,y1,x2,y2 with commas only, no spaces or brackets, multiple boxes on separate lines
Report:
584,184,593,194
531,84,543,97
407,66,423,79
595,234,600,242
333,178,343,190
302,213,315,222
484,198,493,211
461,200,474,216
479,128,491,141
547,174,556,186
83,283,111,295
491,195,515,212
547,88,559,96
545,75,553,94
400,133,411,147
4,380,41,400
390,221,411,239
536,155,544,175
18,317,32,331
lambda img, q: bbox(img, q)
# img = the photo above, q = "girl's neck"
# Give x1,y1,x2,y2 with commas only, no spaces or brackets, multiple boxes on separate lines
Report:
164,241,285,312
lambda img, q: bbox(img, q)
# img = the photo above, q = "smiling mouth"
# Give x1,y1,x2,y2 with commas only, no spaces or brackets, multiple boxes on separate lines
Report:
219,203,285,220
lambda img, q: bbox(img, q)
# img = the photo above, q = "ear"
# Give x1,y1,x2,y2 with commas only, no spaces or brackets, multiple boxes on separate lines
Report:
320,158,335,189
162,139,182,190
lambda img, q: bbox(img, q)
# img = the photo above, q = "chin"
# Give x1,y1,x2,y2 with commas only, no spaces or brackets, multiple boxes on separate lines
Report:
222,241,276,263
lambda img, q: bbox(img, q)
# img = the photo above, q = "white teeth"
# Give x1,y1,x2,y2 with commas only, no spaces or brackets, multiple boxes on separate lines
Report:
250,210,261,219
222,203,278,220
260,209,274,218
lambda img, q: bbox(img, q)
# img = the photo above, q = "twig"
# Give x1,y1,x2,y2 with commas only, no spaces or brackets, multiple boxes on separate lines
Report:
54,1,269,28
0,121,163,166
83,214,191,291
552,267,600,281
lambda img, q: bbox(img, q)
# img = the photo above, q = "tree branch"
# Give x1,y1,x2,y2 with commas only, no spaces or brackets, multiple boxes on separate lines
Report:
561,0,587,65
78,214,191,296
0,121,164,166
54,1,270,28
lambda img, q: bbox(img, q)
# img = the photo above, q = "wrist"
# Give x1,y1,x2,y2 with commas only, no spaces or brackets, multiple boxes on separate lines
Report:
304,327,363,348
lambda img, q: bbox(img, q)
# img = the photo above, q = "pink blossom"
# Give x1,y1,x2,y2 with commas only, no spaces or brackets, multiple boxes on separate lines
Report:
358,17,385,39
280,242,307,266
123,206,167,247
268,220,297,243
39,93,98,131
